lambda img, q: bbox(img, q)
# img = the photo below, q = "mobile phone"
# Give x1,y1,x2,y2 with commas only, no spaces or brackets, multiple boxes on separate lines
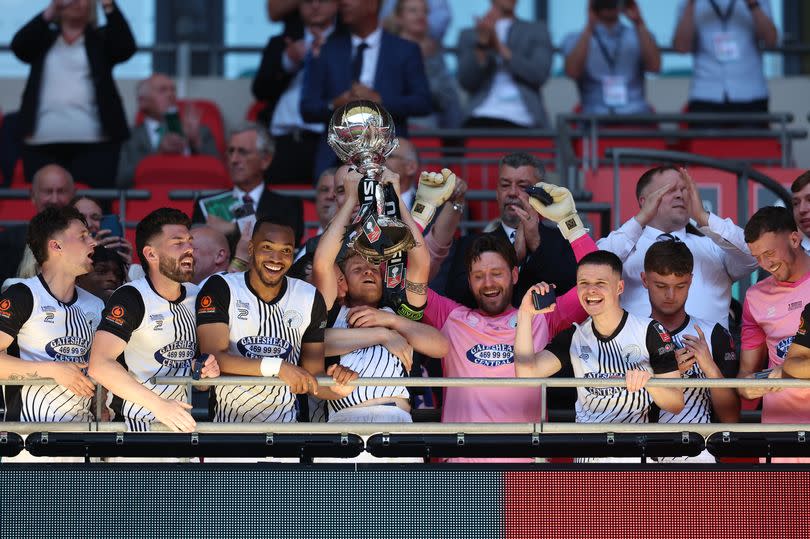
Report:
524,185,553,206
164,107,183,135
99,214,124,238
752,368,774,379
192,354,207,381
532,288,556,310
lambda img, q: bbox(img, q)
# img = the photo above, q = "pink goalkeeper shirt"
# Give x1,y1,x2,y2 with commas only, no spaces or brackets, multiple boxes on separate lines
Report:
741,270,810,424
423,235,596,426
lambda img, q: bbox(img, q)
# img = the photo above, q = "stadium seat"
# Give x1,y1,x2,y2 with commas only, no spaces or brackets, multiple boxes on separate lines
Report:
133,155,230,189
570,104,668,164
245,100,268,123
135,99,227,157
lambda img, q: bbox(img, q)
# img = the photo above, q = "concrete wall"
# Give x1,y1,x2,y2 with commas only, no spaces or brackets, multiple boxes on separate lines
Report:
1,76,809,168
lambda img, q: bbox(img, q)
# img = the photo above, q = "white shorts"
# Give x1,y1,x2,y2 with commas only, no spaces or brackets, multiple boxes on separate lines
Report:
328,404,412,424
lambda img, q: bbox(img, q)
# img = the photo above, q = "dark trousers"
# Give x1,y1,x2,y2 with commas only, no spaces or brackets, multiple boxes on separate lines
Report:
22,140,121,189
687,97,769,129
265,129,321,186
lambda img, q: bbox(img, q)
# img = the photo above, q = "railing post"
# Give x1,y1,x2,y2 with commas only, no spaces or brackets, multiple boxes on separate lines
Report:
737,168,752,298
612,149,622,230
176,41,191,98
590,117,598,172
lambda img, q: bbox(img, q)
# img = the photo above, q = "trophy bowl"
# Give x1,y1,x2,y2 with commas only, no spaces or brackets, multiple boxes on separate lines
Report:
327,100,399,178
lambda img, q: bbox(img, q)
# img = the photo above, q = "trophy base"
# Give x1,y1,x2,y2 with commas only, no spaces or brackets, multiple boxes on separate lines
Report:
350,216,417,265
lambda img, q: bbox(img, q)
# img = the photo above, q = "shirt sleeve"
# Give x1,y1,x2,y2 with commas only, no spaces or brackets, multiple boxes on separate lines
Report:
646,320,679,374
792,304,810,349
560,32,579,56
302,290,327,344
423,288,459,330
195,274,231,326
709,323,739,379
97,286,146,343
544,326,575,369
699,213,758,281
740,296,766,351
596,217,644,262
0,283,34,338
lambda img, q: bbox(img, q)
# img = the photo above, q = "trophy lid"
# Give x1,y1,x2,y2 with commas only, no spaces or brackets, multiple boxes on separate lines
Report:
327,100,398,169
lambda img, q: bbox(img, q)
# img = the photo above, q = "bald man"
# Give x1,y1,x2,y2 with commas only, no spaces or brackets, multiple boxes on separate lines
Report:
191,225,231,284
116,73,219,187
31,164,76,212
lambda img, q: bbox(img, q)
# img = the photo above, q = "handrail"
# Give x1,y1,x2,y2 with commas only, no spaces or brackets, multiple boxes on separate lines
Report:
604,147,793,229
0,188,151,226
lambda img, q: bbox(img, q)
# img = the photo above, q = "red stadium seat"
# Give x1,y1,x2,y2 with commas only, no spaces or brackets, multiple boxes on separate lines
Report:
133,155,230,189
246,101,268,123
116,183,196,223
135,99,227,157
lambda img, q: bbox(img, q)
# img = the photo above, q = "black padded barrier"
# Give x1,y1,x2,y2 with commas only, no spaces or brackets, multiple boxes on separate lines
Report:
24,432,365,459
366,432,705,459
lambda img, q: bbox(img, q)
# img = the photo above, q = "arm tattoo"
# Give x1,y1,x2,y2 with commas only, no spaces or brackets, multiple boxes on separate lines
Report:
405,280,427,295
8,371,41,381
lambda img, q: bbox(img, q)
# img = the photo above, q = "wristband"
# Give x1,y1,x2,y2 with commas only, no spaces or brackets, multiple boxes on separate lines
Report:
260,357,283,377
557,212,588,241
396,301,425,321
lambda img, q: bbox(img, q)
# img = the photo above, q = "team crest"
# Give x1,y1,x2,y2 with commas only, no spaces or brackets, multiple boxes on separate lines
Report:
653,322,671,343
386,263,404,288
622,344,642,363
362,215,382,244
283,310,303,329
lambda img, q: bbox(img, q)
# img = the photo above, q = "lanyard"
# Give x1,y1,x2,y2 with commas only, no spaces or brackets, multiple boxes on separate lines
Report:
593,25,623,73
708,0,737,30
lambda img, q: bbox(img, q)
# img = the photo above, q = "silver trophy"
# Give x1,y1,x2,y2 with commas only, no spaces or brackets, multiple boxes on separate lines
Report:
327,101,415,264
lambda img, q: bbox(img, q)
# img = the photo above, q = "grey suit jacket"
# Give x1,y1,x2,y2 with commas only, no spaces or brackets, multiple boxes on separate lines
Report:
115,123,219,188
456,19,552,127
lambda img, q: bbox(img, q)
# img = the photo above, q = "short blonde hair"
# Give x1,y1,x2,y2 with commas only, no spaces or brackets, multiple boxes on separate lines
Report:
56,0,99,29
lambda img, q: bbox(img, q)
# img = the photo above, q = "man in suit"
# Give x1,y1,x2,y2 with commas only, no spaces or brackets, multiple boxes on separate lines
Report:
252,0,338,185
300,0,432,176
191,124,304,250
457,0,553,128
443,152,578,308
116,73,219,187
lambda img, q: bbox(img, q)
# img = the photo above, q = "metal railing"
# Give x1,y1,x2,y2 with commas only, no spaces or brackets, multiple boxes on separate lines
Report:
0,188,151,228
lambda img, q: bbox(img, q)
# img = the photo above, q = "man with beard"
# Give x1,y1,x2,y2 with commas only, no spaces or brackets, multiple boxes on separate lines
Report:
196,215,357,424
735,206,810,462
444,152,578,308
419,182,597,461
312,169,449,423
89,208,219,432
0,206,101,423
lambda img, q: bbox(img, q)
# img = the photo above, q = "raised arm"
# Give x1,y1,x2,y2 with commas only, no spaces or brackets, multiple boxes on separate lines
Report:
749,1,778,47
514,284,567,378
563,12,594,80
672,0,696,53
625,2,661,73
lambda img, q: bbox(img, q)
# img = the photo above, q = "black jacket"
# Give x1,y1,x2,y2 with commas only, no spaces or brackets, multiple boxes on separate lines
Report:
443,221,578,309
11,4,136,142
251,31,302,122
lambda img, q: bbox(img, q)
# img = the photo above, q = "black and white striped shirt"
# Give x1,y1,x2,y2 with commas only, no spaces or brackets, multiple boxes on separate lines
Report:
0,275,103,422
327,305,409,414
196,272,326,423
657,315,738,424
547,311,679,424
97,277,198,431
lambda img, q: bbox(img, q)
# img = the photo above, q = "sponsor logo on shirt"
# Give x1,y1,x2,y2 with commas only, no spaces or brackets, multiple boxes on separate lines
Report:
583,372,626,396
284,310,303,329
0,298,11,319
465,344,514,367
198,295,216,314
45,336,91,362
237,336,293,359
153,340,196,366
105,305,126,326
150,314,164,331
788,301,803,312
776,336,795,359
41,305,56,323
237,300,249,321
653,322,671,343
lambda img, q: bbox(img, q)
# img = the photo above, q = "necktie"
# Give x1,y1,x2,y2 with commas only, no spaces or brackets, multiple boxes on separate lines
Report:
509,230,516,244
243,194,254,209
352,42,369,82
656,233,681,243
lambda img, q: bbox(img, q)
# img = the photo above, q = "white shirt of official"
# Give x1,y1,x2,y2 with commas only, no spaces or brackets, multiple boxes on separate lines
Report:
271,25,334,136
597,213,758,328
30,35,103,144
351,26,383,88
472,18,533,127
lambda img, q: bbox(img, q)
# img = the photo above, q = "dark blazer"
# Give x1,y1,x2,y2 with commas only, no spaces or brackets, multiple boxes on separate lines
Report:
251,32,301,121
300,29,432,175
11,4,136,142
443,220,578,310
191,187,305,248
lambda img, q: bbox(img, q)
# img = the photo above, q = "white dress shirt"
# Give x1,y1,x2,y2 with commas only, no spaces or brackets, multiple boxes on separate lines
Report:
351,26,383,89
144,117,162,150
233,183,265,213
597,213,759,328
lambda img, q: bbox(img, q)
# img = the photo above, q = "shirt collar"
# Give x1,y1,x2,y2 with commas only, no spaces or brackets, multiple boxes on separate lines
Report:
305,24,335,45
234,183,265,204
501,222,517,241
351,26,383,49
802,236,810,254
144,117,161,131
642,224,688,242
